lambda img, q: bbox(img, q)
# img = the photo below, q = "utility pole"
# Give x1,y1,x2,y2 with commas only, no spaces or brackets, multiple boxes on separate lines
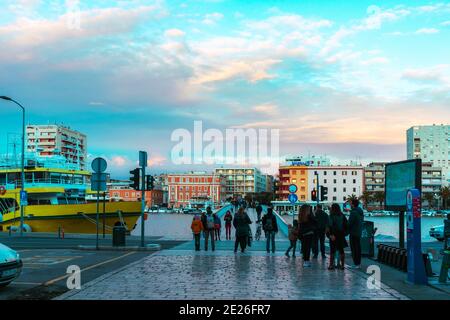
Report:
139,151,147,247
315,171,320,207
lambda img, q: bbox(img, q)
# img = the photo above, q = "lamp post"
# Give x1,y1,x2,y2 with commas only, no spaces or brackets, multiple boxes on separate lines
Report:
0,96,26,236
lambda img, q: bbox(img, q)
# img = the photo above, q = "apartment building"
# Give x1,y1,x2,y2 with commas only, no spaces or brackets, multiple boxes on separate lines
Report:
214,168,266,199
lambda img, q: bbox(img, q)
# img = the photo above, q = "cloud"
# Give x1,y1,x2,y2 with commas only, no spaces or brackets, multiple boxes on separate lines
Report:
164,28,186,37
147,154,167,167
415,28,439,34
442,20,450,26
402,65,449,82
202,12,224,25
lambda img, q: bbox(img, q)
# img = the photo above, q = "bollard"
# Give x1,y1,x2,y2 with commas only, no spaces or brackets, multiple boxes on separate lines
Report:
401,249,408,271
394,248,402,269
62,227,65,239
58,226,61,239
377,244,383,261
438,251,449,283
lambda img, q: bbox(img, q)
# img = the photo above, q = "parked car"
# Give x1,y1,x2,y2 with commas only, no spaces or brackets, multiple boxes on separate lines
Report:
148,206,159,213
429,225,444,241
0,243,22,288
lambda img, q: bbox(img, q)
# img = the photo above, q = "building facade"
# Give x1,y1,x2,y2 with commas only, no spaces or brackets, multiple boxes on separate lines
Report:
214,168,266,199
108,181,164,207
26,124,87,170
277,165,309,201
167,172,226,208
407,124,449,186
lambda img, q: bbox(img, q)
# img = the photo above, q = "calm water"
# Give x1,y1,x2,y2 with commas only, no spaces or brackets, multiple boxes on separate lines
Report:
366,216,445,242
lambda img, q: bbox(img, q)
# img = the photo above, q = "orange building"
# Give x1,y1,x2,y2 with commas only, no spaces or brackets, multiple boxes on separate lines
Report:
109,188,163,207
276,165,309,201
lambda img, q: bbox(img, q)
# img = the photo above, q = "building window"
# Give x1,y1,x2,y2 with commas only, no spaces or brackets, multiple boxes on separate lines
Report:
333,171,337,175
343,179,346,184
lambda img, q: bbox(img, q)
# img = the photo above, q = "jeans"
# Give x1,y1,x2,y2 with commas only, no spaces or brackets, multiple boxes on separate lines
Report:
225,224,231,240
301,235,313,261
215,228,221,241
194,233,201,251
204,229,215,251
266,231,276,253
350,235,362,265
235,236,247,252
286,240,297,255
312,230,326,257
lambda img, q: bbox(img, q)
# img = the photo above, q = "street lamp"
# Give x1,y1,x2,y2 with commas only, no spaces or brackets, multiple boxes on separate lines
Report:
0,96,26,236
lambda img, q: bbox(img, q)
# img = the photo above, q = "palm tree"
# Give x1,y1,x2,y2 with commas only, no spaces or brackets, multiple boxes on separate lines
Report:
440,186,450,210
373,191,385,210
359,191,373,209
346,194,359,204
422,192,435,209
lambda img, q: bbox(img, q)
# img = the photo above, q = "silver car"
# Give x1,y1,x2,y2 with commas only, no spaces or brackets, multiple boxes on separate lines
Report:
429,225,444,241
0,243,22,287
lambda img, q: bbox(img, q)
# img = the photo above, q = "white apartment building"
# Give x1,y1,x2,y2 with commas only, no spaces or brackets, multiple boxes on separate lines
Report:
308,166,365,204
26,124,87,170
407,124,450,186
214,167,267,199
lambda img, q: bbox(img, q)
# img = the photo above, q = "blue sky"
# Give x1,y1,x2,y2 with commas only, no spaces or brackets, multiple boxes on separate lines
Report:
1,0,449,177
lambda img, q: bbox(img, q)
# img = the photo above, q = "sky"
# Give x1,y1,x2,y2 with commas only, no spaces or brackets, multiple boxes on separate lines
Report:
1,0,449,178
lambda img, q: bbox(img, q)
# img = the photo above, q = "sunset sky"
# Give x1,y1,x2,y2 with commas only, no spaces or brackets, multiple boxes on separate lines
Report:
1,0,450,177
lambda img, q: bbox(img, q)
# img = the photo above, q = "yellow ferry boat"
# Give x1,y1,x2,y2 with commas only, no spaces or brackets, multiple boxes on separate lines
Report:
0,157,140,234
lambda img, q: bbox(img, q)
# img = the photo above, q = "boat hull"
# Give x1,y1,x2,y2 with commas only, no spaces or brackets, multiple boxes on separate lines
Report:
0,202,141,234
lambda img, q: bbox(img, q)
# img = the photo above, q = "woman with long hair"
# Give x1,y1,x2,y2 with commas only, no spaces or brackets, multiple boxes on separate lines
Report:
232,207,252,253
297,204,317,267
326,203,348,270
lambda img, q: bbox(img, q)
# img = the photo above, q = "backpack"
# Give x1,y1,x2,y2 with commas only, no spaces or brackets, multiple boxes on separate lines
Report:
206,215,215,229
264,215,274,231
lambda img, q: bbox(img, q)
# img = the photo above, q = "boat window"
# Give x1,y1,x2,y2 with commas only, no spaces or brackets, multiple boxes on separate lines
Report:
25,172,33,183
33,172,45,183
0,198,19,214
7,172,19,184
73,175,84,184
50,172,61,183
57,197,68,205
0,173,6,184
62,174,72,184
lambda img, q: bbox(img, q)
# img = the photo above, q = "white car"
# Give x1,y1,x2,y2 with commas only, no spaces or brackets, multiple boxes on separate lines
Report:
429,225,444,241
0,243,22,287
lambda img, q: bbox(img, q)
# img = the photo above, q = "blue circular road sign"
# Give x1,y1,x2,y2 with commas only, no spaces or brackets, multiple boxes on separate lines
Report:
288,193,298,204
288,184,298,194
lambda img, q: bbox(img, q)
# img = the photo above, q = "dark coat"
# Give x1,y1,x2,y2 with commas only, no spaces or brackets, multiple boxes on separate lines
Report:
349,207,364,237
262,213,278,233
298,215,317,238
326,214,348,250
314,209,329,231
233,213,252,237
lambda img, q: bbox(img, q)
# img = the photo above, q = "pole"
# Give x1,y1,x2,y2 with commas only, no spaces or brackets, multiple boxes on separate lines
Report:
20,105,25,236
141,166,146,247
103,191,106,238
96,189,99,250
316,172,319,207
399,210,405,249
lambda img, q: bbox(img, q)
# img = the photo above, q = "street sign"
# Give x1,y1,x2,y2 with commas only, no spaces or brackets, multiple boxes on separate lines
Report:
0,185,6,196
288,193,298,204
91,157,107,173
139,151,148,168
20,190,28,206
288,184,297,194
91,173,107,191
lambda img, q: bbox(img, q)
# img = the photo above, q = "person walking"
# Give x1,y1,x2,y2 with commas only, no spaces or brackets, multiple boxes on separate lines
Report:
326,203,348,270
224,210,233,240
256,203,263,221
201,206,216,251
298,204,317,267
233,207,252,253
285,219,299,258
191,214,204,251
214,213,222,241
349,199,364,269
262,207,278,253
312,204,329,259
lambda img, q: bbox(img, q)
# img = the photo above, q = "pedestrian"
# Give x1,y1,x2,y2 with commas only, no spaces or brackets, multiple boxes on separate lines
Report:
256,203,263,221
232,207,252,253
349,199,364,269
298,204,317,267
312,204,329,259
262,207,278,253
326,203,348,270
285,219,299,258
224,210,233,240
214,213,222,241
201,206,216,251
191,214,204,251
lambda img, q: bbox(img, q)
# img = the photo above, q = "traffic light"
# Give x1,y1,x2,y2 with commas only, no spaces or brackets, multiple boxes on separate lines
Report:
129,168,140,190
146,175,155,191
320,186,328,201
311,189,317,202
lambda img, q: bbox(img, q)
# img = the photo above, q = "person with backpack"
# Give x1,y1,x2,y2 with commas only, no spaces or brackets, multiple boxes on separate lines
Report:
223,210,233,240
191,214,204,251
233,207,252,253
214,213,222,241
285,219,299,258
262,207,278,253
201,206,216,251
312,204,329,259
349,199,364,269
298,204,317,267
326,203,348,270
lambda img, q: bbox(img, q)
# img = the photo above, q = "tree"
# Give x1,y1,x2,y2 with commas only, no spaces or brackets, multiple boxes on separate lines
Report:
422,192,435,209
440,186,450,210
359,191,373,208
373,191,385,209
346,194,359,204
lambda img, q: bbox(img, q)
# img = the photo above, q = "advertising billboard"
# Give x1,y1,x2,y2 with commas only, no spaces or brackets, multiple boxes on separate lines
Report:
385,159,422,211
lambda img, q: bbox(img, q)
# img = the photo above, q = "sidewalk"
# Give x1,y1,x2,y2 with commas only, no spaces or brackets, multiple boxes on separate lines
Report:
57,240,409,300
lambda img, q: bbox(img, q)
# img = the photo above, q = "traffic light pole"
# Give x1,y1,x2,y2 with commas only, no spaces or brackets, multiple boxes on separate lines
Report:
316,172,320,207
141,165,146,248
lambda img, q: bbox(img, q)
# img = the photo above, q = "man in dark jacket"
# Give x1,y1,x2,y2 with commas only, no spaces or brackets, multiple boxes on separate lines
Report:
262,208,278,253
201,206,216,251
256,204,263,221
312,204,329,259
348,199,364,268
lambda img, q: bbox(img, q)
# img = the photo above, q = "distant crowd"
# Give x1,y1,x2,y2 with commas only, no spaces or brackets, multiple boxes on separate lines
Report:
190,199,365,270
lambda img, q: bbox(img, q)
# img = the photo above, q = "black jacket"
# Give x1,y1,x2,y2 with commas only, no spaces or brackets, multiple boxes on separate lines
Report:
298,215,317,237
262,213,278,233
